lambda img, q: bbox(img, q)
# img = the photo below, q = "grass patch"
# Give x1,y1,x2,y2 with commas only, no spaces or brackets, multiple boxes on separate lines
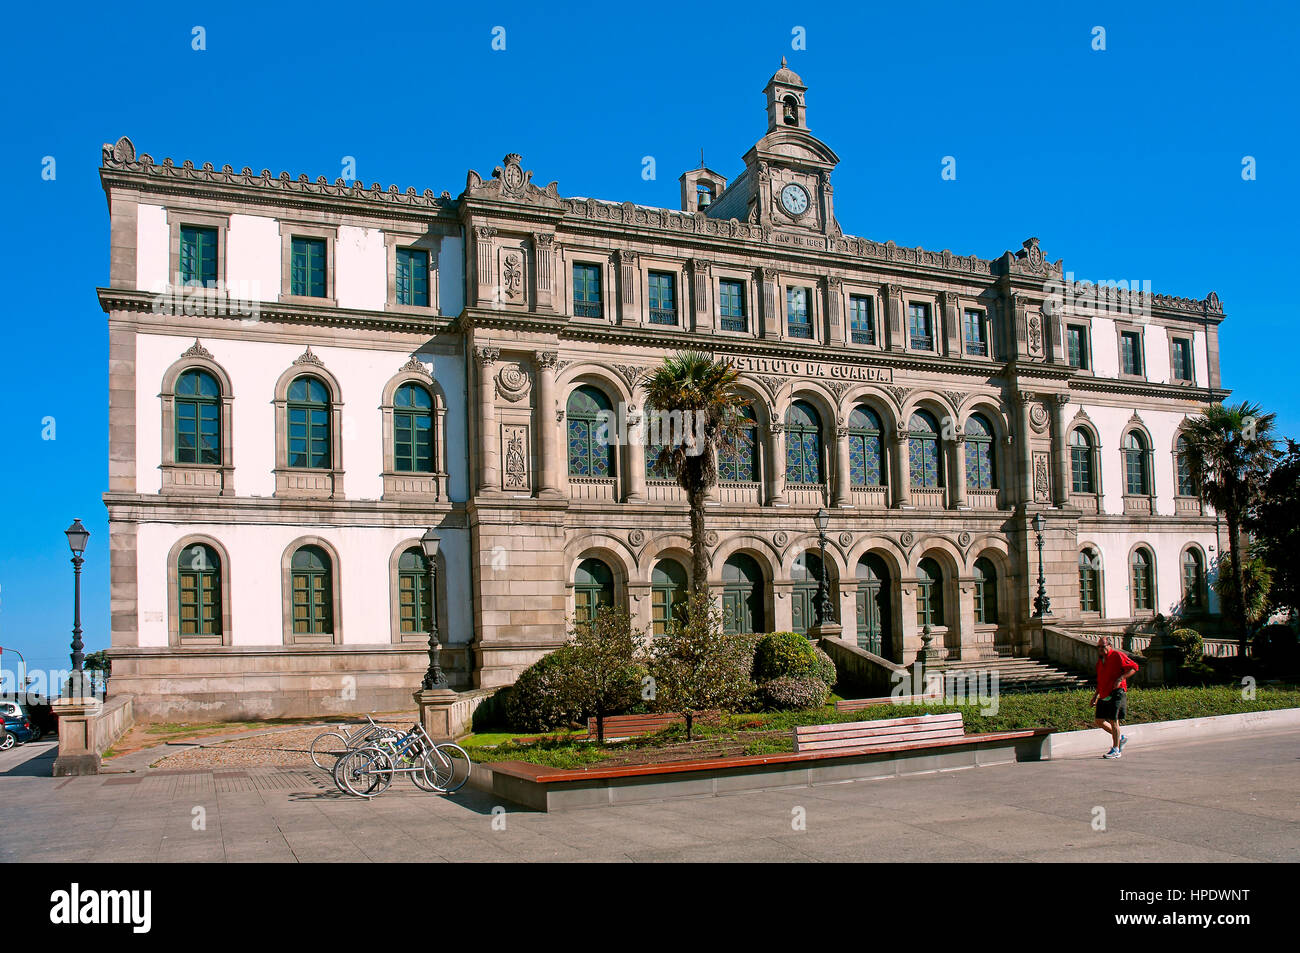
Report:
465,684,1300,768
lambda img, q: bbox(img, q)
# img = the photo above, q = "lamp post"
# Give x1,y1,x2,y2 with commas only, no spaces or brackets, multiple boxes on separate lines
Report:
64,519,90,696
1032,513,1051,618
419,529,447,689
814,507,833,626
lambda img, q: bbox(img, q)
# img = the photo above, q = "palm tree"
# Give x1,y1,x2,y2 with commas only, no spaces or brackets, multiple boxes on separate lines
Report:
1181,401,1279,653
642,352,747,594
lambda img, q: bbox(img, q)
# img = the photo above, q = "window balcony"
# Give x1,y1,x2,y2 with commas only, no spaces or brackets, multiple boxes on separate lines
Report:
850,484,889,507
1069,492,1100,514
784,483,826,505
911,486,947,509
716,481,762,505
1123,495,1154,515
720,315,748,332
787,323,813,340
568,475,616,501
1174,496,1204,515
966,487,999,509
648,308,677,325
965,340,988,356
850,329,874,345
646,479,685,502
910,334,933,351
574,300,602,319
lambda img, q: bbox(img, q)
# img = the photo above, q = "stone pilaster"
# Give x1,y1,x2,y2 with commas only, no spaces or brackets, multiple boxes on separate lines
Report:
825,276,844,346
625,406,646,503
532,232,555,312
950,431,968,509
690,259,712,332
833,423,852,507
533,350,561,499
942,290,961,357
767,422,787,505
892,433,912,507
760,267,779,338
475,346,500,494
473,226,497,306
1051,392,1071,506
616,249,640,326
884,283,906,350
1016,390,1035,508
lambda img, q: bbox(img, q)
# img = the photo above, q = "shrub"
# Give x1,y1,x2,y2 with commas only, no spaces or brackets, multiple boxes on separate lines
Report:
813,646,837,688
565,606,647,742
753,631,818,682
505,646,584,732
758,675,829,711
1168,627,1205,664
1254,622,1299,672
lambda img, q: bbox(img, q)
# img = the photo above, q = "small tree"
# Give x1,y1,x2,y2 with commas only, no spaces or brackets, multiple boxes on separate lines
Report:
1250,439,1300,619
648,592,753,741
1212,548,1272,632
565,606,646,743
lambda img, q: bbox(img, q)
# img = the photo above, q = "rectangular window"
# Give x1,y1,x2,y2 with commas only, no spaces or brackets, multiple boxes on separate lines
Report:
179,226,218,287
786,286,812,339
908,303,933,350
1171,337,1193,381
1120,330,1143,376
963,310,987,356
648,271,677,325
290,237,327,297
1067,325,1089,369
396,248,430,307
1079,564,1099,613
849,295,874,345
573,263,602,317
719,279,747,332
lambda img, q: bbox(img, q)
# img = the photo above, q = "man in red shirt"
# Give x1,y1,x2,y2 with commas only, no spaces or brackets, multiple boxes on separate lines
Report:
1091,637,1140,759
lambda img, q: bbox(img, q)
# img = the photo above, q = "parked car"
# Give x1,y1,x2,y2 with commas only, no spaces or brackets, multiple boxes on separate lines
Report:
0,717,36,749
0,701,23,720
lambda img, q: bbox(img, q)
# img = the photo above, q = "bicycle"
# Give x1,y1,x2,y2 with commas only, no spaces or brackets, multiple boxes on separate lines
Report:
310,716,400,770
331,722,471,797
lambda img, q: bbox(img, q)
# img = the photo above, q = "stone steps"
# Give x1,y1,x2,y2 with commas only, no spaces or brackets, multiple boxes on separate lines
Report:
929,657,1091,694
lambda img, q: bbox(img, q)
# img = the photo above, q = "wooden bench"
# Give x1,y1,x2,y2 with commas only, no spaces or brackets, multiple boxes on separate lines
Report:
794,712,967,754
586,712,688,741
835,693,941,712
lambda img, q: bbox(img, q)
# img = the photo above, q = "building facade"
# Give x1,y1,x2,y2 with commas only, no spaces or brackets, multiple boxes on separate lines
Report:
101,63,1228,717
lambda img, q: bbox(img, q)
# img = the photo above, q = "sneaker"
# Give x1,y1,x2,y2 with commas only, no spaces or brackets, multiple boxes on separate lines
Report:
1119,735,1128,751
1103,748,1122,760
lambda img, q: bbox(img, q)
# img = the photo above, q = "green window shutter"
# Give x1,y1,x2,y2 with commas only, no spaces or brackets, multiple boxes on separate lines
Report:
180,227,218,286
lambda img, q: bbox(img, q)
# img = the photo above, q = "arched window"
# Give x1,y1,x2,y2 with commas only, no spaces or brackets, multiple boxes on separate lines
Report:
1131,548,1154,613
916,557,944,627
645,404,673,480
175,369,221,465
722,554,765,635
291,545,333,635
397,547,435,634
718,404,759,482
785,401,822,484
1123,431,1150,496
574,557,614,623
848,405,884,487
287,376,331,469
964,414,996,489
909,411,942,489
651,559,689,636
1078,549,1101,613
973,557,998,624
177,543,221,636
1070,429,1096,493
1182,548,1206,611
393,383,434,473
567,386,614,477
1175,435,1196,496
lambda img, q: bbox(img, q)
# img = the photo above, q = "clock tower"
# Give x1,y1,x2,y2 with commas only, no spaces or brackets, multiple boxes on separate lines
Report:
703,60,841,236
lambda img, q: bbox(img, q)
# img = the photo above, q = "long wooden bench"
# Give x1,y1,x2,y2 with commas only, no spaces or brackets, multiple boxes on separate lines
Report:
794,712,967,753
586,712,701,741
835,693,942,712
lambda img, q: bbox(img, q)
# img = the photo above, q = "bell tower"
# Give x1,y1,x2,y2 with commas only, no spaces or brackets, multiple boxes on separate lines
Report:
765,57,809,133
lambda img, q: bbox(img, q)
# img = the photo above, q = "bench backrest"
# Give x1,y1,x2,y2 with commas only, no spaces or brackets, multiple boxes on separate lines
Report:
586,713,683,738
835,693,940,712
793,712,965,753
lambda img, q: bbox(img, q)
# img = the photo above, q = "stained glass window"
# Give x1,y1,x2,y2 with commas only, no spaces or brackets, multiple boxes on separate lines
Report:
848,405,883,487
567,386,613,477
718,404,758,482
964,413,995,489
909,410,942,488
785,400,822,484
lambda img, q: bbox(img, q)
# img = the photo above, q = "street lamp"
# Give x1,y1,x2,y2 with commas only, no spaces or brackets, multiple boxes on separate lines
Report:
1032,512,1051,618
814,507,833,626
64,519,90,696
419,529,447,690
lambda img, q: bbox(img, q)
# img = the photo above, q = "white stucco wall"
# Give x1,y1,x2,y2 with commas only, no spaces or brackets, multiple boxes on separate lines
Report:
1078,528,1220,620
439,234,464,316
135,522,472,648
335,225,386,311
226,214,280,301
136,203,168,292
1090,316,1118,378
1144,323,1170,384
1076,403,1192,517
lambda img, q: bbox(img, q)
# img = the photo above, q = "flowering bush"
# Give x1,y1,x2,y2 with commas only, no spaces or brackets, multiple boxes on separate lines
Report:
758,675,830,711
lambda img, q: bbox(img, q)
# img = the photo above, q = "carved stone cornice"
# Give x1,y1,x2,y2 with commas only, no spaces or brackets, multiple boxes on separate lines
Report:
399,354,432,378
464,154,562,208
293,346,324,367
533,350,558,370
181,339,214,361
475,345,500,366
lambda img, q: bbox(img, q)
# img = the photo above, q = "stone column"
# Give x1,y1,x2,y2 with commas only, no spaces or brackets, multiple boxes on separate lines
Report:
690,259,712,333
1016,390,1035,508
884,283,905,350
950,432,968,509
767,423,787,505
760,267,780,338
625,407,646,503
892,433,912,507
1051,392,1071,506
825,276,844,346
942,290,961,357
533,350,561,499
475,346,500,494
532,232,555,312
617,249,640,326
834,424,853,507
435,404,449,500
473,226,497,306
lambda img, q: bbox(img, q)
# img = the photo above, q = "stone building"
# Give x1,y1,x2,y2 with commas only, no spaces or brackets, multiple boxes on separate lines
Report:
100,62,1227,716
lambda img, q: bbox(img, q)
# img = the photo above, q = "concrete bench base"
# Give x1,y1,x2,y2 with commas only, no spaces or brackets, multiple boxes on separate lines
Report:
469,730,1050,812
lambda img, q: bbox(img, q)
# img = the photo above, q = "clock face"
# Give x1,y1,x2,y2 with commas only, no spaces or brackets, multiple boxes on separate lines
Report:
780,183,809,216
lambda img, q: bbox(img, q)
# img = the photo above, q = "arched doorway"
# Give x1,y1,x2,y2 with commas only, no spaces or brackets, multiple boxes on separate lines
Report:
722,553,765,635
791,550,829,636
574,557,614,624
650,558,689,636
855,553,892,658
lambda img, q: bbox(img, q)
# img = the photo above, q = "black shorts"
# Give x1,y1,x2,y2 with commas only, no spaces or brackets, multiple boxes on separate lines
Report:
1095,689,1127,721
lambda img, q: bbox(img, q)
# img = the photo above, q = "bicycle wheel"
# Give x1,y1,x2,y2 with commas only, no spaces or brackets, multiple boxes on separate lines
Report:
415,747,451,792
433,743,471,793
310,731,349,770
334,746,393,798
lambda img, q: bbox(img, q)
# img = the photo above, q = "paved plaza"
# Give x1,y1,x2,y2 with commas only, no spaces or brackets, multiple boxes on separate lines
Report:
0,731,1295,863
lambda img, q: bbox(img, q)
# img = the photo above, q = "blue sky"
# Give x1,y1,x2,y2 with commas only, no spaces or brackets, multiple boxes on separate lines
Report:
0,1,1295,679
